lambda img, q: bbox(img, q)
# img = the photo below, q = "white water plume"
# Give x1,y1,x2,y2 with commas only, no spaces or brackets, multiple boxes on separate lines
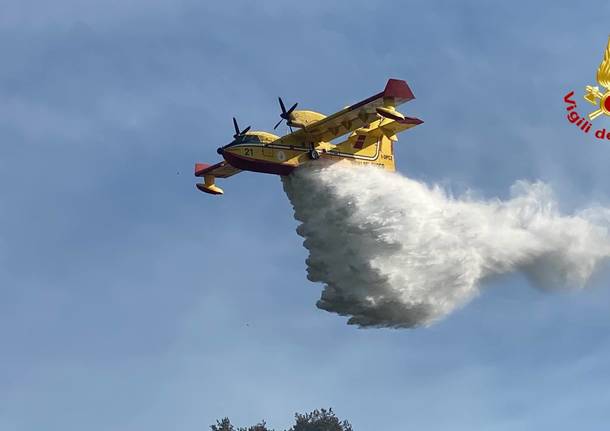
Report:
282,163,610,328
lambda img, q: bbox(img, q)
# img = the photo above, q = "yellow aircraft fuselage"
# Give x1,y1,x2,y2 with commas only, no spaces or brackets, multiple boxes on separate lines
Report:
219,117,414,176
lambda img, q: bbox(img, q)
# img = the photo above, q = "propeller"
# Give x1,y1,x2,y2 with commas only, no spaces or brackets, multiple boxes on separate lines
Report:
217,117,251,154
232,117,251,139
273,97,298,130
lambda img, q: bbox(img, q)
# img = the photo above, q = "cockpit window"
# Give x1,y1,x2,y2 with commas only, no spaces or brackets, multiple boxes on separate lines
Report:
242,135,261,143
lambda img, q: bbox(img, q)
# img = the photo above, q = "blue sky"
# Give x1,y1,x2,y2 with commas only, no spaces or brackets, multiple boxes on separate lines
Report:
2,1,610,430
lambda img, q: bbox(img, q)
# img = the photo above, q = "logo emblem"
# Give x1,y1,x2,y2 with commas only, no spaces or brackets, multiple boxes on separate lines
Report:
584,36,610,121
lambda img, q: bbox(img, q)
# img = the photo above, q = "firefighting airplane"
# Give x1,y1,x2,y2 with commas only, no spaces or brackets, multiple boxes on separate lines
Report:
194,78,422,195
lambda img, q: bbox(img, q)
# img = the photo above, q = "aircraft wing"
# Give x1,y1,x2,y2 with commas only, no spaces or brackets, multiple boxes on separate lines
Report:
195,161,241,178
278,78,416,146
194,161,241,195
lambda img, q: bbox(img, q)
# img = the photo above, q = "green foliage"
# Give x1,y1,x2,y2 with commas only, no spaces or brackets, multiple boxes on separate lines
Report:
239,421,273,431
210,418,273,431
210,408,352,431
288,408,352,431
211,418,235,431
210,418,235,431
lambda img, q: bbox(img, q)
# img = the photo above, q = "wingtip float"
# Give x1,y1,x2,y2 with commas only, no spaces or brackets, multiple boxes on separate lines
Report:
194,78,423,195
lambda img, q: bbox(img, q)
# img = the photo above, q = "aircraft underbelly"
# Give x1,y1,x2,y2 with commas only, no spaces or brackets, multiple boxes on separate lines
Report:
222,151,295,176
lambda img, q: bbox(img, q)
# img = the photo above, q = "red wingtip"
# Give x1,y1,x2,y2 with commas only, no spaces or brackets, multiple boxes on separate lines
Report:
195,163,211,177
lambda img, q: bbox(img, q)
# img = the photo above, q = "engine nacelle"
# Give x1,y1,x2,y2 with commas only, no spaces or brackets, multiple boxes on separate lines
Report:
288,110,326,128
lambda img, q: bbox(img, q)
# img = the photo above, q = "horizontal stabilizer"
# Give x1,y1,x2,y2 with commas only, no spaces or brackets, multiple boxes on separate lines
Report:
276,78,418,146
